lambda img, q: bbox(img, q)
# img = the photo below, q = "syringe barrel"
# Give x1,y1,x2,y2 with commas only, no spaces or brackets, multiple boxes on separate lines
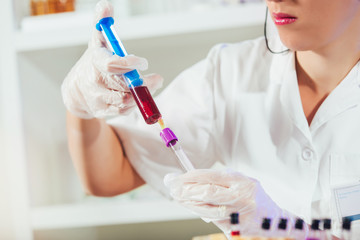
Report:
129,85,162,124
96,17,161,124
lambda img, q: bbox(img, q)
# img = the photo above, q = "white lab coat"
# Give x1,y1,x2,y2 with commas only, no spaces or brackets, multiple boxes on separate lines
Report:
108,36,360,237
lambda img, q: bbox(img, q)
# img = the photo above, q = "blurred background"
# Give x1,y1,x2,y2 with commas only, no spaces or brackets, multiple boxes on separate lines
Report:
0,0,265,239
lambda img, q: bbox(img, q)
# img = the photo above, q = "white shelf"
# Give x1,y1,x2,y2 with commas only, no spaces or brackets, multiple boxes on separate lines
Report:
15,2,266,52
31,199,198,230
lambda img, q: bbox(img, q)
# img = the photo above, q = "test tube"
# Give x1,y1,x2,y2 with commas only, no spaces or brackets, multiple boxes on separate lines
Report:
260,218,273,238
306,219,321,240
293,218,306,240
96,17,162,124
169,141,194,172
277,218,290,239
341,217,352,240
160,127,194,172
230,212,241,237
323,219,332,240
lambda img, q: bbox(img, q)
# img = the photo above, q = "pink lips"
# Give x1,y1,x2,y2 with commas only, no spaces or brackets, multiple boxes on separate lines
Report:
273,12,297,25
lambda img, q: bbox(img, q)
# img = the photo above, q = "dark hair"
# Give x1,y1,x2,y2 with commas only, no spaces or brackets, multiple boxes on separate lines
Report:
264,7,289,54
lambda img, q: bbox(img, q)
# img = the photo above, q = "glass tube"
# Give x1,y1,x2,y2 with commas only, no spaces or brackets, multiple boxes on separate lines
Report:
169,141,194,172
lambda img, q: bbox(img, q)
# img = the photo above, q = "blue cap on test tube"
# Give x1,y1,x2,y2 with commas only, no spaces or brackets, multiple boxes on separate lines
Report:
96,17,143,87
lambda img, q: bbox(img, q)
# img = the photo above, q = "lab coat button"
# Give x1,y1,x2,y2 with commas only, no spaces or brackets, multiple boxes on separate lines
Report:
302,148,313,161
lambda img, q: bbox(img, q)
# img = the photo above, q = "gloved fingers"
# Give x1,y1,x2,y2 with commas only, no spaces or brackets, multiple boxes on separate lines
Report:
168,169,249,186
83,86,135,115
164,168,292,238
165,169,221,187
92,99,136,118
171,182,236,203
173,186,245,211
89,99,134,118
100,88,134,108
164,172,181,187
167,169,295,238
165,169,260,219
94,0,113,24
89,0,114,48
71,58,127,93
143,73,164,94
178,184,256,211
165,169,256,200
92,48,148,74
98,73,128,92
179,200,230,220
179,197,258,226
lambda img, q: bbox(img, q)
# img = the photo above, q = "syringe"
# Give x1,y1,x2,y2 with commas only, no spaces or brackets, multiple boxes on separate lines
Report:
96,17,194,172
96,17,161,124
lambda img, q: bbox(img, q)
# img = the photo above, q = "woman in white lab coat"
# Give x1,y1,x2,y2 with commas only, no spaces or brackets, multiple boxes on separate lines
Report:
61,0,360,238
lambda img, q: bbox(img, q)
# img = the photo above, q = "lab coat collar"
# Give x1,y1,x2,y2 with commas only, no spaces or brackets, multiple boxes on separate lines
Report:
310,61,360,132
270,52,360,139
270,51,313,141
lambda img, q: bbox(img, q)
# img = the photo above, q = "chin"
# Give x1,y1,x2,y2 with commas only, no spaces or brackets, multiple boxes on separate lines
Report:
278,34,314,52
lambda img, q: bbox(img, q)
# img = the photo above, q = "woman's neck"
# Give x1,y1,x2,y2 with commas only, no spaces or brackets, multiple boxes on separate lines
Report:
295,18,360,94
295,34,360,125
296,47,360,95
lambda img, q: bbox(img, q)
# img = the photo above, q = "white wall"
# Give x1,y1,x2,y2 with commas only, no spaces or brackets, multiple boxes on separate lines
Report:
0,1,33,239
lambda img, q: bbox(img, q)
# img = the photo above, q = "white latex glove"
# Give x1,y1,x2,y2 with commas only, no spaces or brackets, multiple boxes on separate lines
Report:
61,0,163,119
164,169,306,238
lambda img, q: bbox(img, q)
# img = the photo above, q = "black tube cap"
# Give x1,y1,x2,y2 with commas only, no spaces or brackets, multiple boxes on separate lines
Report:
278,218,288,230
295,218,304,230
311,219,320,230
262,218,271,230
230,213,239,224
342,217,351,230
323,219,331,230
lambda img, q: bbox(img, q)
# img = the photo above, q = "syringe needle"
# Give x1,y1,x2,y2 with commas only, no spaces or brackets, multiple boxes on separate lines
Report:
158,118,166,130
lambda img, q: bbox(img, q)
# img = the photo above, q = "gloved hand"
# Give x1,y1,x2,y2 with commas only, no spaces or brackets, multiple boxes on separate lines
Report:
61,0,163,119
164,169,304,238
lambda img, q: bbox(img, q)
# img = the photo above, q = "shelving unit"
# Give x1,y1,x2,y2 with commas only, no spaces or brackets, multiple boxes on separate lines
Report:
1,1,266,239
16,3,265,51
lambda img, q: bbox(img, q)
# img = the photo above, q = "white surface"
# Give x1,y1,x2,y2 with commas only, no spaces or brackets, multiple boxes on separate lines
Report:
15,2,266,51
31,200,198,230
1,0,33,239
